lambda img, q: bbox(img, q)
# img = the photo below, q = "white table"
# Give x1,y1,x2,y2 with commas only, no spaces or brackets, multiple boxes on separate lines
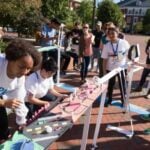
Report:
91,65,144,149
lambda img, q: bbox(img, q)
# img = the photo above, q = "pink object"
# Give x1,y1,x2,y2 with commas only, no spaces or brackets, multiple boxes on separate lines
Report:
34,111,38,116
32,115,35,119
63,103,80,112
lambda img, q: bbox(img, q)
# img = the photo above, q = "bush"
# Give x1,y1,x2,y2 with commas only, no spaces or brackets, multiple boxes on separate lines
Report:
133,22,143,33
143,24,150,35
0,40,8,53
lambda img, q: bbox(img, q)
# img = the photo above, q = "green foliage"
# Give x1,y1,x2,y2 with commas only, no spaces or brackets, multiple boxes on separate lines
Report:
143,9,150,34
133,22,143,33
0,0,42,37
65,11,80,30
143,24,150,35
41,0,67,19
97,0,124,27
0,40,8,53
75,0,93,25
0,0,18,27
143,9,150,25
41,0,79,28
14,7,42,37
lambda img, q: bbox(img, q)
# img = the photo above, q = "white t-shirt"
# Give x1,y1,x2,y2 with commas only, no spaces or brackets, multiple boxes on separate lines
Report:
101,39,130,71
0,54,28,125
25,70,54,100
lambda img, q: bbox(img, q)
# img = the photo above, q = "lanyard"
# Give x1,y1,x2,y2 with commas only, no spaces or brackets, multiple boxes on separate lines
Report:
0,87,7,97
111,40,119,56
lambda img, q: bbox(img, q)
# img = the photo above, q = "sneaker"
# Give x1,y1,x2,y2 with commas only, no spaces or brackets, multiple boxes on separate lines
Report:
145,94,150,99
140,114,150,121
144,128,150,135
74,66,80,71
80,79,86,84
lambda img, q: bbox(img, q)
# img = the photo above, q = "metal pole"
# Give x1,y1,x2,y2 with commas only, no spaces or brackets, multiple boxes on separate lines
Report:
56,26,62,84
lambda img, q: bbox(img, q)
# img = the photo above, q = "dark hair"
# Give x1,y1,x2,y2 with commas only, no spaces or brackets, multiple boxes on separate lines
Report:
74,21,81,26
128,45,139,60
146,39,150,51
66,31,72,39
107,27,119,34
51,18,61,26
41,57,58,73
5,39,42,72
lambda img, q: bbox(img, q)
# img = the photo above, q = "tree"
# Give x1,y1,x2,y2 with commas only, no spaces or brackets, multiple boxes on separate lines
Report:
0,0,42,27
0,0,18,27
75,0,93,26
143,9,150,34
14,7,42,37
41,0,70,21
0,0,42,37
133,22,143,34
41,0,79,27
97,0,124,27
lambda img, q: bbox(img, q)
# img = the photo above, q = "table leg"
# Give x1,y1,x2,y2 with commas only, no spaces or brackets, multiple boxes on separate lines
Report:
91,89,107,149
80,105,92,150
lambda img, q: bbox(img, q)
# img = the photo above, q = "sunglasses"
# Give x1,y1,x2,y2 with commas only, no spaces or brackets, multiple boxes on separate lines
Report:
83,26,88,29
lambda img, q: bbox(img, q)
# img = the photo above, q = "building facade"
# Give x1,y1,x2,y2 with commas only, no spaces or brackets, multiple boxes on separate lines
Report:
118,0,150,32
69,0,83,10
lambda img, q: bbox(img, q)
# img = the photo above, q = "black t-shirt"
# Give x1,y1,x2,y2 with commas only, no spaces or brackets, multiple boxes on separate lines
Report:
92,30,103,48
71,28,83,45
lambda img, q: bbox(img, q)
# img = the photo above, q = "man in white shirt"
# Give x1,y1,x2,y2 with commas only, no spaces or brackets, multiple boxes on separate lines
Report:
101,27,130,107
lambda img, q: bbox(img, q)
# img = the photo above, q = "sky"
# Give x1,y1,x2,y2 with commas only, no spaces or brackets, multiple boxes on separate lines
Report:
98,0,120,4
114,0,120,3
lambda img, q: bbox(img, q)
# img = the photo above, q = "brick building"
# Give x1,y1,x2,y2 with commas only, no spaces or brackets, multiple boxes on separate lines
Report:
118,0,150,32
69,0,83,10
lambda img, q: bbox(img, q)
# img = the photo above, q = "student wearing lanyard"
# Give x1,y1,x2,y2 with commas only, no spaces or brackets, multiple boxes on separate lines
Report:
99,22,115,77
101,27,130,107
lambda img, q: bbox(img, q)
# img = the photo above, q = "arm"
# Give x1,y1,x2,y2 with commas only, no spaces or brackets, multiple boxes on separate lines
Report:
91,34,95,44
41,34,57,42
145,39,150,55
101,44,108,75
27,93,49,106
0,98,21,108
132,61,150,69
48,88,68,98
99,40,103,50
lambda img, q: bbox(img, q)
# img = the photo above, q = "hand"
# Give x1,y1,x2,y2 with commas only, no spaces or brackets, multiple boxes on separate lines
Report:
44,101,50,106
131,60,139,66
62,94,68,98
3,99,22,109
18,124,26,131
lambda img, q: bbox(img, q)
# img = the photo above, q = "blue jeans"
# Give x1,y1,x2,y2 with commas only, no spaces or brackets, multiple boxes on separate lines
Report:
80,56,91,80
